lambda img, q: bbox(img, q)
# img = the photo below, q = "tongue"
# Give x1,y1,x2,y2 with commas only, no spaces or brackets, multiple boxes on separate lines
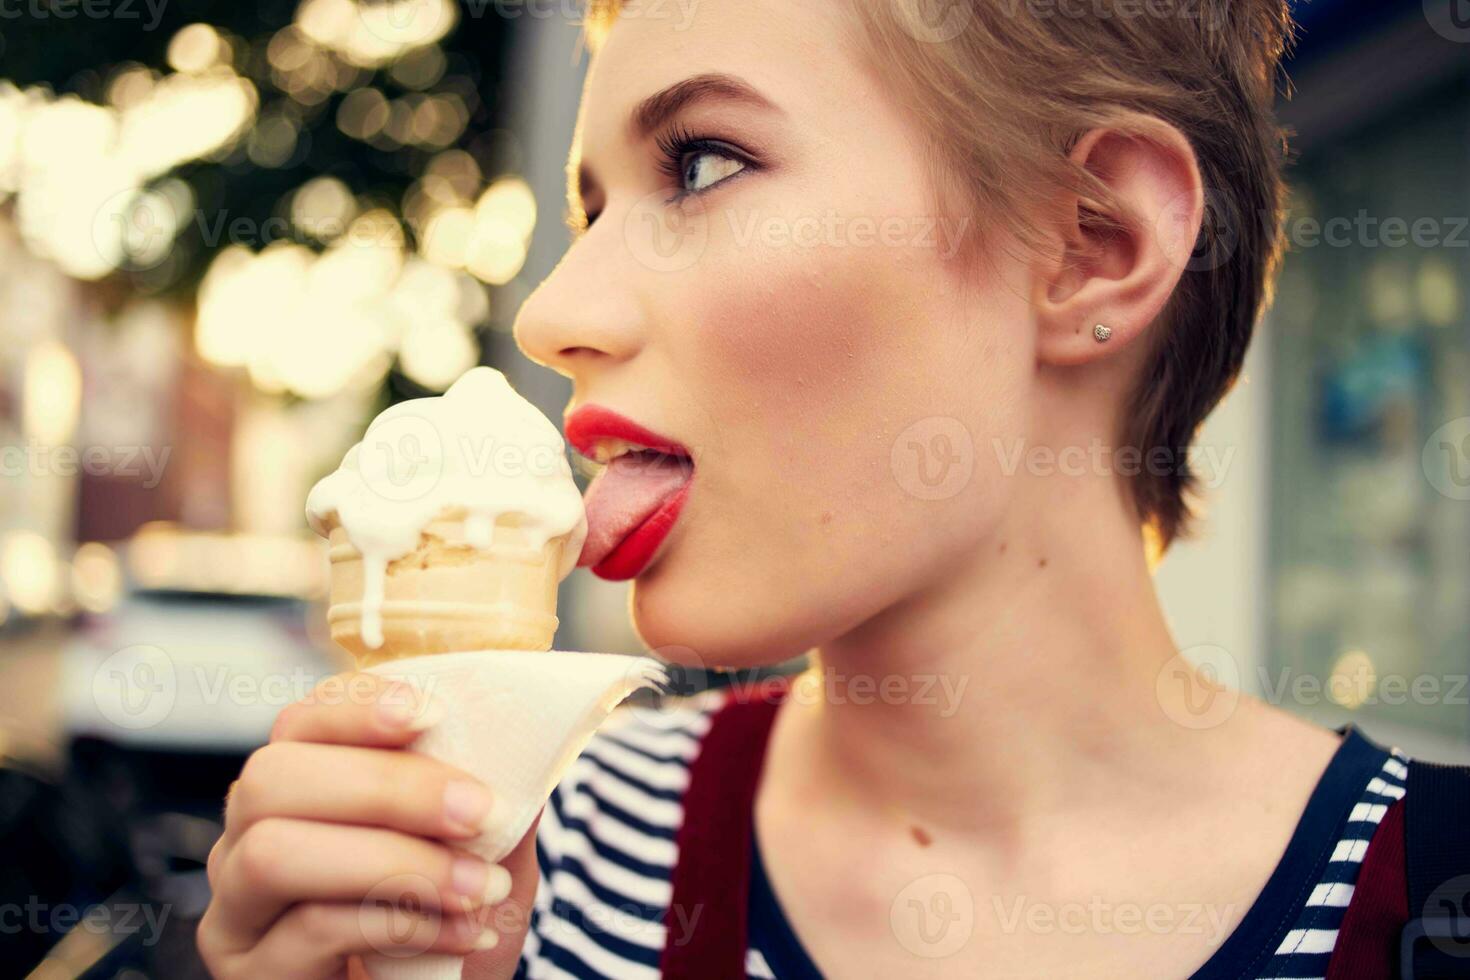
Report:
578,453,692,569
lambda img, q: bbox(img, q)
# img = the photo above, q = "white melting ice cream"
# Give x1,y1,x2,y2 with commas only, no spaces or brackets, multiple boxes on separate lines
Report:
306,367,588,649
304,367,668,980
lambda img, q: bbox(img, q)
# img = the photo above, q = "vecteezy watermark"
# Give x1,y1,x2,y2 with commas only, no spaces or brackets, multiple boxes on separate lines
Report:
992,437,1237,489
722,666,971,718
1280,211,1470,250
1256,666,1469,711
1000,0,1228,30
891,874,975,958
91,648,442,731
1,441,171,488
0,0,167,29
889,423,1241,502
93,645,179,731
1155,642,1470,731
460,0,701,29
723,211,972,260
349,411,577,505
892,417,976,501
1424,0,1470,44
893,0,975,42
623,190,711,273
360,876,695,959
1155,645,1242,731
1423,417,1470,501
1417,874,1470,961
1157,186,1241,273
360,873,462,958
0,898,170,945
93,191,414,274
1158,183,1470,273
355,414,446,504
621,196,976,273
352,0,458,48
992,895,1238,945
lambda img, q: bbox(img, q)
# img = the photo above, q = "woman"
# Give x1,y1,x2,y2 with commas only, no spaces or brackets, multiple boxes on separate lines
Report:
197,1,1462,977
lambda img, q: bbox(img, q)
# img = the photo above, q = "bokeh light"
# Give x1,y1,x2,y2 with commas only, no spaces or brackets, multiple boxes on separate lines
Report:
23,340,82,445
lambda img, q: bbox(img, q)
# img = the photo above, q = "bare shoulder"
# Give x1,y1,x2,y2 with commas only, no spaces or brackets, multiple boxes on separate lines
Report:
1229,695,1345,803
1145,697,1348,908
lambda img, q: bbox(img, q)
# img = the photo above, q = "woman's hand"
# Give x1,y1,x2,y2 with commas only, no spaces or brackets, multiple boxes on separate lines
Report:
197,671,540,980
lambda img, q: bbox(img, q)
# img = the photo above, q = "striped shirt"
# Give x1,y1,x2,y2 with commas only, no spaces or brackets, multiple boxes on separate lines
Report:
515,691,1408,979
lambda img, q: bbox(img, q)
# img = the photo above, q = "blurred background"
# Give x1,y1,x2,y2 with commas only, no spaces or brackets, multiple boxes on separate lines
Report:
0,0,1466,976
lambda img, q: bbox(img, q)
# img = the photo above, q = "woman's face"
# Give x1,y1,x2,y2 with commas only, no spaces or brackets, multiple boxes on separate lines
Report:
514,0,1038,669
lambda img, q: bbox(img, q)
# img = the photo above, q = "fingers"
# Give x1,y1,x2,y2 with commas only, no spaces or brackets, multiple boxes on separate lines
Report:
198,668,533,979
200,901,497,980
266,902,498,976
464,809,544,980
224,742,493,842
269,673,444,748
212,818,512,938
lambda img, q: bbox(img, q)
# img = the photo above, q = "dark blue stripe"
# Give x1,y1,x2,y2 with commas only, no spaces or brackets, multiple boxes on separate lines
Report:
598,729,700,766
1293,901,1346,932
578,739,691,790
1260,949,1332,979
578,753,686,803
533,929,650,978
542,784,675,897
546,815,674,882
542,898,664,967
575,781,680,842
1316,861,1366,885
550,856,666,921
535,836,555,881
544,770,677,856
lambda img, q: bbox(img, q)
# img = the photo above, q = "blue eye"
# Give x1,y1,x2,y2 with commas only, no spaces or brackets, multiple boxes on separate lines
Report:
656,124,755,199
681,150,744,193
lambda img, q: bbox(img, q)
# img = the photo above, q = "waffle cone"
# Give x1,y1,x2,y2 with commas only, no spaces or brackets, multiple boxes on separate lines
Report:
324,511,566,665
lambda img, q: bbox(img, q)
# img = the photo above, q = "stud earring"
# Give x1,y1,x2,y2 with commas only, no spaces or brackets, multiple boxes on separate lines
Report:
1093,323,1113,343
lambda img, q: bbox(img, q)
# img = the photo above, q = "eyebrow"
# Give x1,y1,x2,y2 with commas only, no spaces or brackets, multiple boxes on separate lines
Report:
628,71,781,140
570,73,781,234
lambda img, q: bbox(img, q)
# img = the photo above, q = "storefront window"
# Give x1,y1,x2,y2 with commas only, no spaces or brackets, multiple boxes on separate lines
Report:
1269,77,1470,743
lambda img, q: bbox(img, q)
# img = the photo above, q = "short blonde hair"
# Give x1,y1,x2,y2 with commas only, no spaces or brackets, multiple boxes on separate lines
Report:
581,0,1296,547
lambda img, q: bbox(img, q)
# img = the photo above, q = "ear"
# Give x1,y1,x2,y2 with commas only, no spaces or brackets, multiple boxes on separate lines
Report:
1032,118,1204,367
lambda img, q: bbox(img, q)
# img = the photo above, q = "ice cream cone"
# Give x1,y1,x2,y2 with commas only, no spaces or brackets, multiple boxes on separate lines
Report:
358,649,669,980
324,508,567,665
302,367,651,980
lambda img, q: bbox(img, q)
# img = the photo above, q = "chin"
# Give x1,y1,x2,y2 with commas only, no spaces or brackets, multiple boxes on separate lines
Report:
627,553,815,676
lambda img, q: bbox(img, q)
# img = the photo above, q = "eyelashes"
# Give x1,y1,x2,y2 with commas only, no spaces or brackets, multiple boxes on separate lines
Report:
575,123,761,232
653,121,757,202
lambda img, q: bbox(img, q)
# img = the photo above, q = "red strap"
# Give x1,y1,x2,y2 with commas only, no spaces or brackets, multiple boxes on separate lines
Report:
660,682,787,979
1325,798,1407,980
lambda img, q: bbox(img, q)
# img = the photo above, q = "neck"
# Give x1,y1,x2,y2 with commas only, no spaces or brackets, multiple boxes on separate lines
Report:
782,469,1196,839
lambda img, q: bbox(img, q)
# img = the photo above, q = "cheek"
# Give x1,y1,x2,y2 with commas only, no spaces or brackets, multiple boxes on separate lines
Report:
632,215,1034,665
684,227,1025,515
688,233,933,453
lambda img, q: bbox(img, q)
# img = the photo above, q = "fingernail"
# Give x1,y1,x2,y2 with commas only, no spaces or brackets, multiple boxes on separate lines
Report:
484,864,513,904
483,793,513,837
377,687,443,731
443,781,493,834
451,856,489,901
450,857,513,906
449,914,499,950
406,696,446,732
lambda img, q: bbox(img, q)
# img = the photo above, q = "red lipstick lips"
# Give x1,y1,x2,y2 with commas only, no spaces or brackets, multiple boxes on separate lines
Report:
565,405,694,581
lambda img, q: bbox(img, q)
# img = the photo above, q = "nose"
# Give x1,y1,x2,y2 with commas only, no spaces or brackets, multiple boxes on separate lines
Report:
513,221,646,378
